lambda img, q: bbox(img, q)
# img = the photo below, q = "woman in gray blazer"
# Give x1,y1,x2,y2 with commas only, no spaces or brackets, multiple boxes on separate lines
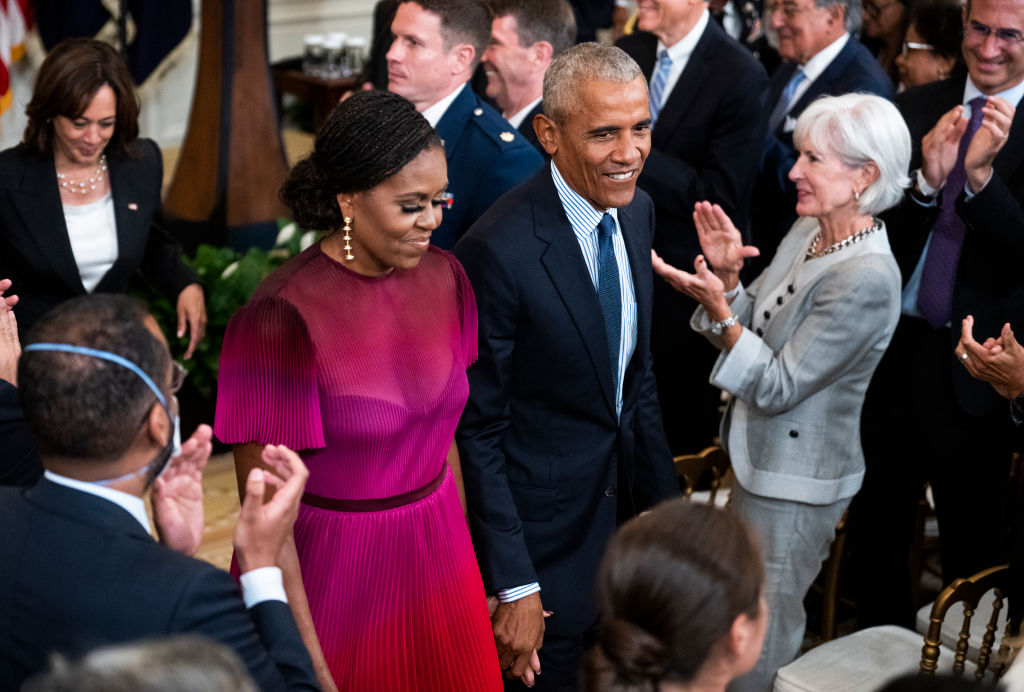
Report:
653,93,911,691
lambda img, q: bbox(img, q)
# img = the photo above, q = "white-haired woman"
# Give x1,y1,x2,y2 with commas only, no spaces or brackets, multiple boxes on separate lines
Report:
652,93,911,691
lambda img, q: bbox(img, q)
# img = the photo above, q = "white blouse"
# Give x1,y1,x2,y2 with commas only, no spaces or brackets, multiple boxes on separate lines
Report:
63,192,117,293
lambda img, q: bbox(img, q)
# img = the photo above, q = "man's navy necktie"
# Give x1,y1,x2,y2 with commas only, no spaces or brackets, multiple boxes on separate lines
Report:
597,213,621,384
916,96,987,329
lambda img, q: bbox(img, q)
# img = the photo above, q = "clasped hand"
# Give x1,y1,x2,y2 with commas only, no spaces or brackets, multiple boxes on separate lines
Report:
956,315,1024,400
651,202,759,320
492,592,546,687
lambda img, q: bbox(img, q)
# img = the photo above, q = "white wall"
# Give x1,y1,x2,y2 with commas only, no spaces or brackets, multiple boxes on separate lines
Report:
0,0,376,150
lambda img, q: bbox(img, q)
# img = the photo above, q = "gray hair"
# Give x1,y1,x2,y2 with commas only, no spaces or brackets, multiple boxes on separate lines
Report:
815,0,862,35
543,42,644,125
793,92,911,216
22,636,257,692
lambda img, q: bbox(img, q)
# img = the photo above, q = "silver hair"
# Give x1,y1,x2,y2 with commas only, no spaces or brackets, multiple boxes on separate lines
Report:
793,92,911,216
543,42,644,124
815,0,862,35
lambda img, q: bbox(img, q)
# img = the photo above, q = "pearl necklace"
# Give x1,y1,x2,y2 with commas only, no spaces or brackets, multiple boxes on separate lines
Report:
57,155,107,195
805,219,881,259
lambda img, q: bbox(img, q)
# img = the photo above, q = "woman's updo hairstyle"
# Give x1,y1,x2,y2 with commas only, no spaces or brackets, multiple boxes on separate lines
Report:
280,90,442,231
587,500,764,692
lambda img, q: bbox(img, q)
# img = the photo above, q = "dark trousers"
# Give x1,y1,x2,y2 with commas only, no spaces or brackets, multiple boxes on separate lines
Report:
651,280,723,455
850,316,1013,628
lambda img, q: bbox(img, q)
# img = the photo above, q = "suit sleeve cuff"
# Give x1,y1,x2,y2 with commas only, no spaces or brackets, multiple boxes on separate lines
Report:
497,583,541,603
239,566,287,608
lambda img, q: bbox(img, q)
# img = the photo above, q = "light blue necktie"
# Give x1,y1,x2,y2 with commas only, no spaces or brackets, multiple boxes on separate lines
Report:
597,214,621,385
648,50,673,127
768,68,806,131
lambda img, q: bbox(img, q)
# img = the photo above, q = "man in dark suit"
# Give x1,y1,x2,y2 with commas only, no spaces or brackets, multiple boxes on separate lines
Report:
455,43,678,692
752,0,893,271
387,0,543,249
481,0,576,154
709,0,781,73
0,279,40,487
0,294,317,691
616,0,770,454
851,0,1024,628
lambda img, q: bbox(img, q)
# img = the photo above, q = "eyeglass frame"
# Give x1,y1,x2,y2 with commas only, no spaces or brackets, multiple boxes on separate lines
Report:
901,40,936,57
170,361,187,395
963,19,1024,46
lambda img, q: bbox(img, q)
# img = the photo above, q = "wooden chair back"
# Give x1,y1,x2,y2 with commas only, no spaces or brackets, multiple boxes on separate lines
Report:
672,446,731,504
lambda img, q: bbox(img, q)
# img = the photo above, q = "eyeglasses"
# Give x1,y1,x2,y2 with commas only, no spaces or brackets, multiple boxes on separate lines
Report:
765,1,811,19
964,19,1024,45
901,40,936,57
863,0,899,18
170,361,187,394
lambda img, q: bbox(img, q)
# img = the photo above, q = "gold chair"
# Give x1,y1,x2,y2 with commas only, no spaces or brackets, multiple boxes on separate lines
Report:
773,564,1014,691
672,445,731,506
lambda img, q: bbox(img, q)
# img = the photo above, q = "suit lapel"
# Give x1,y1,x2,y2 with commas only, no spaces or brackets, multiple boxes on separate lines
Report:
618,200,650,398
654,22,719,145
95,152,144,293
12,153,84,296
435,84,476,164
995,99,1024,182
786,39,857,120
532,174,618,416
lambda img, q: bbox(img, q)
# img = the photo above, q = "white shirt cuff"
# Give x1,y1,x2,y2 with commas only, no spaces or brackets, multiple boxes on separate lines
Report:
497,583,541,603
917,168,939,198
239,566,287,608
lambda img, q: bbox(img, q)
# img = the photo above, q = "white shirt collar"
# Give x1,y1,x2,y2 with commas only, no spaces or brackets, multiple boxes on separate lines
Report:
550,162,620,239
799,32,850,78
44,469,153,535
964,76,1024,110
421,82,467,128
657,8,710,63
507,96,542,129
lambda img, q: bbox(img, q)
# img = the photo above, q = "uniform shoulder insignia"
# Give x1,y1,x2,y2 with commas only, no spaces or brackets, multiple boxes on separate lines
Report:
500,131,514,142
473,108,484,116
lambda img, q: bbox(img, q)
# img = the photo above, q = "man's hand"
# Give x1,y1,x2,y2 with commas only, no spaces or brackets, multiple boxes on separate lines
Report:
957,315,1024,399
234,444,309,573
152,424,213,556
0,278,20,386
492,592,545,683
965,97,1015,193
921,105,969,190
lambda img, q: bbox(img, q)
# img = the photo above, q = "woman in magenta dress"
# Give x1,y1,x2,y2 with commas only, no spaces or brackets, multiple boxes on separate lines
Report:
214,91,502,691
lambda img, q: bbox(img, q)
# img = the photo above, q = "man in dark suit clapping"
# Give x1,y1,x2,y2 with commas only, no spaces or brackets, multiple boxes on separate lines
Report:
455,42,678,692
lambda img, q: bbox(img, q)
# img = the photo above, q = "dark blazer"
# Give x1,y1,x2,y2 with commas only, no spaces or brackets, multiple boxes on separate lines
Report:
516,100,545,155
882,77,1024,416
617,21,769,267
0,381,40,486
453,166,678,638
753,36,893,270
433,85,543,250
0,140,198,335
0,479,318,691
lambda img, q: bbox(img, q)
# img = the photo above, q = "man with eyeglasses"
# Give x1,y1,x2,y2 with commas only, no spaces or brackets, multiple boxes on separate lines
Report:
750,0,892,273
615,0,770,455
851,0,1024,631
0,294,318,690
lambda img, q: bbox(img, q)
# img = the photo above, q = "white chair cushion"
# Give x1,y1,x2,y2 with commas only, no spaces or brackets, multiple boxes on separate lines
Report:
773,625,957,692
914,588,1007,664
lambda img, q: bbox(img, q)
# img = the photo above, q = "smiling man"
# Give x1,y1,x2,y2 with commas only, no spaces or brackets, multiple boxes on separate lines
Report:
482,0,575,154
751,0,892,271
851,0,1024,632
387,0,542,249
454,42,678,692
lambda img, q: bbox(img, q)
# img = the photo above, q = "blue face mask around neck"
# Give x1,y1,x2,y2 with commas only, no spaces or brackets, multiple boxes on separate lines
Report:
22,343,182,486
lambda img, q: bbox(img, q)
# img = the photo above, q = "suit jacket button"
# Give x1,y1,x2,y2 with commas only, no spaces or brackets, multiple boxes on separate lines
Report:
756,328,763,336
789,430,799,438
604,486,616,497
764,310,771,319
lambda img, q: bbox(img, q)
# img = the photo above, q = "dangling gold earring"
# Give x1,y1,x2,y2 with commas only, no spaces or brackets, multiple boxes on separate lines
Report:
342,217,354,261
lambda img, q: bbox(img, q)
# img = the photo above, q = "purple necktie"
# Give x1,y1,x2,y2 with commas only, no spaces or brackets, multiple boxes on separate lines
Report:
916,96,987,329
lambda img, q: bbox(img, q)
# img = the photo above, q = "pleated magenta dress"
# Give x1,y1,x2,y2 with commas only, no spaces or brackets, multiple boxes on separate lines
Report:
214,244,502,691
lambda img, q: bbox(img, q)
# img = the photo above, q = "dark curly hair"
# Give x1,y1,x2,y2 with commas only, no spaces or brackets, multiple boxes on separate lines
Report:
911,0,965,69
586,501,765,692
279,90,443,231
22,38,140,157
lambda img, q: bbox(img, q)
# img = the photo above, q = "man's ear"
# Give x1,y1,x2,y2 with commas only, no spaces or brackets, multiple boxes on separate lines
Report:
450,42,476,76
534,113,559,157
530,41,554,73
146,402,169,447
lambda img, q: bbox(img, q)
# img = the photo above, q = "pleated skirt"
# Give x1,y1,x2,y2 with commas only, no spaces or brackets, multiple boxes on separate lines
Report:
293,466,503,691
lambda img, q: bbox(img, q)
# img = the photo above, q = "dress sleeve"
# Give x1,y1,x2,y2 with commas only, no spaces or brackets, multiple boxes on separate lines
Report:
213,295,325,450
447,252,479,368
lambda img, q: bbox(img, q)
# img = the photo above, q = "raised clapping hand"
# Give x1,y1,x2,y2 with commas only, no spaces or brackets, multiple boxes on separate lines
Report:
234,444,310,573
920,105,969,190
152,424,213,556
0,278,20,386
965,97,1015,194
956,315,1024,400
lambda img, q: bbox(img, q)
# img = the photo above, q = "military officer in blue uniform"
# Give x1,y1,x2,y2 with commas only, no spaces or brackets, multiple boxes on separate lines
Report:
388,0,543,249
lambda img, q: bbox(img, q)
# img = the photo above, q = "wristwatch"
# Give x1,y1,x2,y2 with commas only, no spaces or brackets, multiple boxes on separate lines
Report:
710,313,738,336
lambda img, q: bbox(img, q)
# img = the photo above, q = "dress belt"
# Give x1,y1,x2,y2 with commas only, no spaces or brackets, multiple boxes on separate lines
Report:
301,464,447,512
